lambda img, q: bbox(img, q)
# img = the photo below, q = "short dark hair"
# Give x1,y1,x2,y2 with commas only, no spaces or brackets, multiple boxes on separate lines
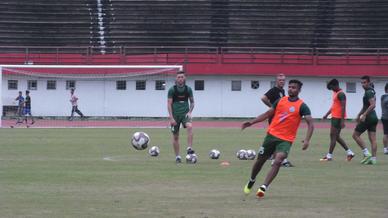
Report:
361,75,370,82
177,71,185,75
327,79,339,90
289,79,303,89
26,90,30,94
385,83,388,92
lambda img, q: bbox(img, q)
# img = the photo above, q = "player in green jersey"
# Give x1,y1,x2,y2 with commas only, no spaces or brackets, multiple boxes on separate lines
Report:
167,71,195,163
352,76,378,165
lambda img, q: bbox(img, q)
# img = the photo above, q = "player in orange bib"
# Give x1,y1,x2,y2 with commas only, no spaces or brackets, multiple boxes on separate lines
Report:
320,79,355,161
242,80,314,198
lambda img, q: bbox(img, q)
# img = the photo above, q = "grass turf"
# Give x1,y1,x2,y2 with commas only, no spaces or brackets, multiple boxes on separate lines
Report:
0,128,387,218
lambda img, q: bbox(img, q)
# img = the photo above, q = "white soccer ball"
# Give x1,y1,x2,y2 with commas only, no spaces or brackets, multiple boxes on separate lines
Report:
246,149,256,160
148,145,160,156
131,132,150,150
236,149,247,160
209,149,221,159
186,153,198,164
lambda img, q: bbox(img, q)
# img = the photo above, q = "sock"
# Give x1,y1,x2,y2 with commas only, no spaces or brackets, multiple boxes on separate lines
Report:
176,155,181,160
326,153,333,159
371,157,376,161
346,149,354,155
362,148,370,156
282,159,288,164
384,147,388,153
260,184,267,191
247,178,255,189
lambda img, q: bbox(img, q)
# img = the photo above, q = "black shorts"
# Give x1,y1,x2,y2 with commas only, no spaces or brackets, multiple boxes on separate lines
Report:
382,119,388,135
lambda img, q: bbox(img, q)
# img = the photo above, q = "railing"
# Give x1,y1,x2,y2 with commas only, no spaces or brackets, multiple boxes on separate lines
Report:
0,46,387,65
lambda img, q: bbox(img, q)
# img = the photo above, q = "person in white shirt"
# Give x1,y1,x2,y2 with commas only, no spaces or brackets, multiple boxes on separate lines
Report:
69,88,85,121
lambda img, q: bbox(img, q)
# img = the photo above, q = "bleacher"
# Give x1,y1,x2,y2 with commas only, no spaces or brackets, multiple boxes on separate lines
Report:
0,0,387,50
0,0,92,47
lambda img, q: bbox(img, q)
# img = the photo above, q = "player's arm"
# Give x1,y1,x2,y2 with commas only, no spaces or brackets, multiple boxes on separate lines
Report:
187,96,195,119
302,115,314,150
360,96,376,122
167,98,176,125
186,87,194,118
339,94,346,128
261,95,272,108
241,108,274,130
322,109,331,119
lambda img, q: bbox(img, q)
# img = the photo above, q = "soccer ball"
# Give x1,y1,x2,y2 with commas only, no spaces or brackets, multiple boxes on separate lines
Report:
209,149,221,159
186,153,198,164
246,149,256,160
236,149,247,160
131,132,150,150
148,146,160,156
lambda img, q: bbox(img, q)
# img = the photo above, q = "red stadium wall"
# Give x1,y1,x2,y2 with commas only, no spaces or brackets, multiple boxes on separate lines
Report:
0,53,387,77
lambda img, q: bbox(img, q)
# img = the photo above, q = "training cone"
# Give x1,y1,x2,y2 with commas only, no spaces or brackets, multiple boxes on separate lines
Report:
220,161,230,166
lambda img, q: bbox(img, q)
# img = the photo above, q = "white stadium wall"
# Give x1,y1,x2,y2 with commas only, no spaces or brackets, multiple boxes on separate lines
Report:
2,74,386,118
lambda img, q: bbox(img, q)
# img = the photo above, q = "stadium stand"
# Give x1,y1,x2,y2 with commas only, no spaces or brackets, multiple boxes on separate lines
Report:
0,0,387,50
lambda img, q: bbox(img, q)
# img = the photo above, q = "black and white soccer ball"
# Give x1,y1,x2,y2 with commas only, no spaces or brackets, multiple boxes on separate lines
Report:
236,149,247,160
186,153,198,164
148,146,160,156
246,149,256,160
209,149,221,159
131,132,150,150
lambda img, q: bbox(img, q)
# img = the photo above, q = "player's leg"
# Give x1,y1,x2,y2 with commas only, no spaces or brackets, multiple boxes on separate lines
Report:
183,115,194,154
321,124,337,161
171,115,182,163
333,121,354,161
29,111,35,124
16,106,23,124
172,132,181,163
366,130,377,164
383,119,388,154
257,151,287,198
336,133,354,161
69,106,76,120
353,124,371,163
257,139,291,198
243,135,274,195
244,154,270,195
363,117,378,164
75,106,84,117
263,151,286,186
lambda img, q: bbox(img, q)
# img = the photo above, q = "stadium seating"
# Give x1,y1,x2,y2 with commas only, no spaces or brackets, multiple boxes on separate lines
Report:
0,0,387,49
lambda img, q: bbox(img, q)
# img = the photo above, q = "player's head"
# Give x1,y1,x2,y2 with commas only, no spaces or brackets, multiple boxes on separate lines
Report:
18,91,22,95
25,90,30,95
276,73,286,88
70,88,75,94
288,79,303,97
360,75,371,90
176,71,186,86
327,79,339,91
385,83,388,93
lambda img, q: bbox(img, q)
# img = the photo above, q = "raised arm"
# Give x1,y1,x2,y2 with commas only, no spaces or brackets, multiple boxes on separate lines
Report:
241,108,274,130
261,95,272,108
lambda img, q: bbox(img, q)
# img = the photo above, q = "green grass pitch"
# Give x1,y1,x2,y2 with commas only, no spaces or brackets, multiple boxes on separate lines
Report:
0,128,387,218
